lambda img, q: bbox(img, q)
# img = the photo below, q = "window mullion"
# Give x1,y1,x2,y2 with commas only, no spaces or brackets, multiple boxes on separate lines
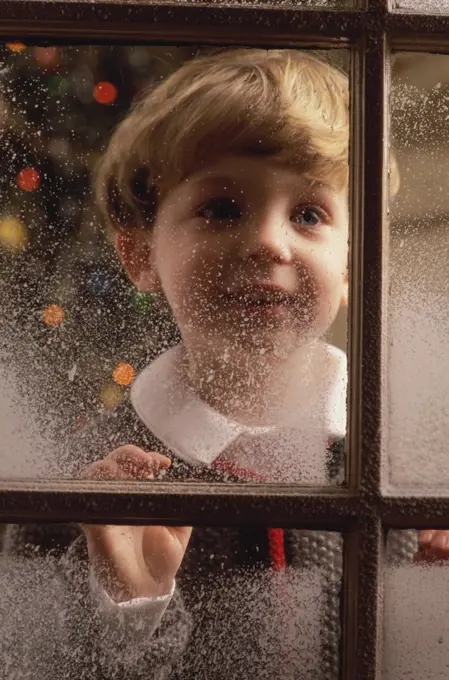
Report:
343,514,385,680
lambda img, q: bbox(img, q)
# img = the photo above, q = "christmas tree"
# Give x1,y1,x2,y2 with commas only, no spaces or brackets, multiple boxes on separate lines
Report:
0,44,196,445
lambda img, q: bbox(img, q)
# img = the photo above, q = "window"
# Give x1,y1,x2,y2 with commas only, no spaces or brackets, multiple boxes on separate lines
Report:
0,1,448,678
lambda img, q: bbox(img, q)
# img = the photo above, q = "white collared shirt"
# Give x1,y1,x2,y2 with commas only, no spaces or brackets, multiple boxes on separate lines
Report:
130,341,347,483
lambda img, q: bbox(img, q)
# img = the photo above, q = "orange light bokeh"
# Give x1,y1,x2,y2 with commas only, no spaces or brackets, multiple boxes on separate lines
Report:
93,81,118,105
112,362,136,387
6,43,26,53
17,168,41,192
43,304,65,326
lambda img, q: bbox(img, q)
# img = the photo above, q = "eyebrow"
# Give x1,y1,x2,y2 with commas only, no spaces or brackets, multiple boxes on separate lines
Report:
307,178,337,193
187,174,238,187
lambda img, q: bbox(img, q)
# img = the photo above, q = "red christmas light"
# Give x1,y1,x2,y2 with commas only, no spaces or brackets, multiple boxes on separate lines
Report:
93,81,118,105
17,168,41,192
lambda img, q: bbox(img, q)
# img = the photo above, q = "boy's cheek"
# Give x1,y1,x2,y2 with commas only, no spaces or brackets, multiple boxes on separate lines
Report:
135,269,161,293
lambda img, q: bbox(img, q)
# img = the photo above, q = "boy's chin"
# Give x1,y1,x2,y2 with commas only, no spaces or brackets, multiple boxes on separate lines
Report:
208,327,315,357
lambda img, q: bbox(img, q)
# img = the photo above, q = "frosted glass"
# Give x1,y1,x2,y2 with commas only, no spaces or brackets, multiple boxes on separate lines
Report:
385,53,449,491
384,529,449,679
0,45,348,484
394,0,449,11
0,524,342,678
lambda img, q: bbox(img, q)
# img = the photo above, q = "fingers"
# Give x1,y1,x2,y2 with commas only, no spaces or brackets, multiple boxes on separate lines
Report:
415,530,449,564
82,445,172,481
419,530,437,548
419,529,449,551
81,459,126,481
112,446,171,477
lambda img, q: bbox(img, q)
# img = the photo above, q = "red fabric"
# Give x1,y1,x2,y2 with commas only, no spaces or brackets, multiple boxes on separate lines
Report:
267,528,286,570
210,457,286,571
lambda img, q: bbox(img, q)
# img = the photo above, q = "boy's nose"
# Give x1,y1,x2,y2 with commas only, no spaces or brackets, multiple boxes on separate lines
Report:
238,214,293,264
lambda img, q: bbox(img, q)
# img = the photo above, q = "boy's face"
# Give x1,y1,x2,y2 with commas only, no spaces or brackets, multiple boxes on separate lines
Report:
125,155,349,355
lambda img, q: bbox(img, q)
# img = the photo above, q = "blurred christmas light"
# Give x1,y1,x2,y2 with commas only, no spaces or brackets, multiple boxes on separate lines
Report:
33,47,60,68
100,384,124,409
112,362,136,387
17,167,41,192
48,75,69,96
93,81,118,105
127,47,151,69
42,304,65,326
85,269,114,297
69,65,94,104
0,217,28,251
48,137,70,160
59,196,81,221
6,43,26,53
133,291,154,314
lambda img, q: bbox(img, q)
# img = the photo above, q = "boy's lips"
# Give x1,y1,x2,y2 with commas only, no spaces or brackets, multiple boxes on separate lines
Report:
219,284,296,309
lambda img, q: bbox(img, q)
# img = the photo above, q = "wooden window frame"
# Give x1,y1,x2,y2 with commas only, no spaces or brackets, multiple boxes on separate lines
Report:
1,1,448,677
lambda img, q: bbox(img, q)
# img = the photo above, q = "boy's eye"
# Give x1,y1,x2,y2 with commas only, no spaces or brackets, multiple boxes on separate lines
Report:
291,205,326,229
197,197,242,222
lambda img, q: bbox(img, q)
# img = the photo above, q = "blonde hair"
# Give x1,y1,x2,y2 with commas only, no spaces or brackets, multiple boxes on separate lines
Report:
96,48,396,231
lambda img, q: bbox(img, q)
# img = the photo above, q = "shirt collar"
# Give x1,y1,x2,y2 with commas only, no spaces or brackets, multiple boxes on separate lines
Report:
130,343,347,470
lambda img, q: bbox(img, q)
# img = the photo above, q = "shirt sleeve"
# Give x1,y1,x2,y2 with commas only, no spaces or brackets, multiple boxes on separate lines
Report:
89,567,175,637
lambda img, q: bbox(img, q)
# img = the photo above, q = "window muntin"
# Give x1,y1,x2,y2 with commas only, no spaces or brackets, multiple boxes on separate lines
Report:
21,0,354,6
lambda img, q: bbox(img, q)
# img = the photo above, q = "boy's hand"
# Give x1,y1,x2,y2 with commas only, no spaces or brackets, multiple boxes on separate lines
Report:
414,530,449,564
81,445,192,603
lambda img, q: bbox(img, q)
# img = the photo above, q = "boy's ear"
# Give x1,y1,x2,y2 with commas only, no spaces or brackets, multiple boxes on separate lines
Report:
114,229,160,293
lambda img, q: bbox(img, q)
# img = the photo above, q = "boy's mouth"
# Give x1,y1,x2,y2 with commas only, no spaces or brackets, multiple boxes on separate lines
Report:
220,284,296,308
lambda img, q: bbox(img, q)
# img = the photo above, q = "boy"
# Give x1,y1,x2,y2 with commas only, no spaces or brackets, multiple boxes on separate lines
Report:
2,48,431,680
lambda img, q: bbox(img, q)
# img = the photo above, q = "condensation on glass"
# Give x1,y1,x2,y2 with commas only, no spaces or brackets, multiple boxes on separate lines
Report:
0,44,348,484
0,522,343,678
383,528,449,680
393,0,449,11
384,52,449,492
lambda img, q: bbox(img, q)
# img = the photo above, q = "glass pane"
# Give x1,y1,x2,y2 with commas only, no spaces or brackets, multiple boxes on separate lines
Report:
383,528,449,679
0,522,343,678
385,53,449,491
393,0,449,11
0,44,349,485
